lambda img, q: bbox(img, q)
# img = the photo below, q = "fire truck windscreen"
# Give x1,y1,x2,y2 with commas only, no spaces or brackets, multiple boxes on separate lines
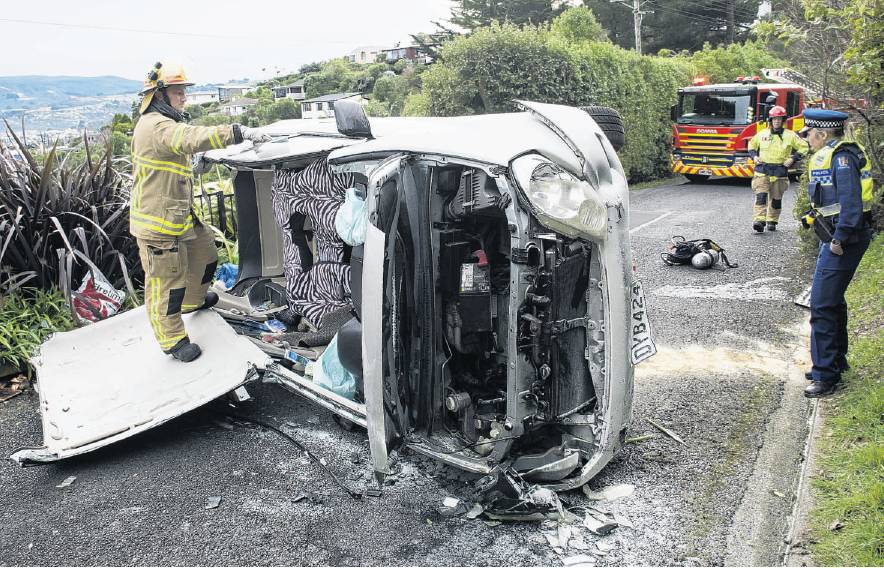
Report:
677,91,754,126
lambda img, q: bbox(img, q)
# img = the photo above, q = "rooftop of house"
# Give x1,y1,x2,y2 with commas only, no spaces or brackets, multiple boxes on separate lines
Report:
302,92,360,104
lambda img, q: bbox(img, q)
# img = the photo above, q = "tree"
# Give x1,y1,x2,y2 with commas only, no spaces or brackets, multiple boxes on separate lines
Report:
686,40,787,84
256,98,301,124
757,0,883,227
419,20,691,180
583,0,762,52
450,0,566,31
549,6,608,44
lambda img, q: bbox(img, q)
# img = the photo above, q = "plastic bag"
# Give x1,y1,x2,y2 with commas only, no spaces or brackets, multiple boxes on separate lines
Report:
334,187,368,246
312,333,356,400
72,268,125,323
214,262,239,290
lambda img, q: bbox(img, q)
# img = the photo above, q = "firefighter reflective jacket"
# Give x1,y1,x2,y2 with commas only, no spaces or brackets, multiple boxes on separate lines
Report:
748,127,808,177
807,139,874,242
130,113,239,240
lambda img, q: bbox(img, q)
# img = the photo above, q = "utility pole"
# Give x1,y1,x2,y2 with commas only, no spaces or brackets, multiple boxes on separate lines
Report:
611,0,652,55
726,0,736,44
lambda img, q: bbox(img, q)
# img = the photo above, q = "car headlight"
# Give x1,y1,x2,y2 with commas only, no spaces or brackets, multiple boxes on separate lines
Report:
512,154,608,240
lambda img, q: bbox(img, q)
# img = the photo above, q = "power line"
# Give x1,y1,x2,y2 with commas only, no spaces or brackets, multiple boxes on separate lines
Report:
687,0,760,21
645,1,752,28
644,2,729,26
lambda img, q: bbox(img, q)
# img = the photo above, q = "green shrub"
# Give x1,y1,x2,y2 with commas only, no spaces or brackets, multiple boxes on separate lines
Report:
419,21,691,181
0,125,141,298
0,289,74,374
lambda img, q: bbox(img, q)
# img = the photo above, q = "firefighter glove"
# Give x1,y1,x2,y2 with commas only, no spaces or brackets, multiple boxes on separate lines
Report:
240,126,271,143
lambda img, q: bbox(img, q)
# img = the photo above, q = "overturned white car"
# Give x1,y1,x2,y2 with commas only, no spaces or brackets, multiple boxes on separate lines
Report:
13,101,654,492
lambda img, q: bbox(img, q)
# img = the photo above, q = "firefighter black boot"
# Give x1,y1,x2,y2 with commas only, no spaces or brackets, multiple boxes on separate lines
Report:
753,221,765,233
197,291,219,310
166,337,202,362
767,222,778,231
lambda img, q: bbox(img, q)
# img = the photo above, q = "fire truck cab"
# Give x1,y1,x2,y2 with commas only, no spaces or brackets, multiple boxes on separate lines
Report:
670,77,806,183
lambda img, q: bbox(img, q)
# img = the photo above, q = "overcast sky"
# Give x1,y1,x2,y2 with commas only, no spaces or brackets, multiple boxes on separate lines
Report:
0,0,453,83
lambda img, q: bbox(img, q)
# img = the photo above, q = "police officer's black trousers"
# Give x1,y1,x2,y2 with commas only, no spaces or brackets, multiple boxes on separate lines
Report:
809,232,871,383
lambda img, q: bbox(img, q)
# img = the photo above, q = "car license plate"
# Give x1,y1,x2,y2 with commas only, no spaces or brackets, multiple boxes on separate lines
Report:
697,168,713,175
630,280,657,365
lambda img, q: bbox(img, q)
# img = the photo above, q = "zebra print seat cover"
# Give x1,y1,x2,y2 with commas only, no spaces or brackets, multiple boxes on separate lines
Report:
271,158,356,326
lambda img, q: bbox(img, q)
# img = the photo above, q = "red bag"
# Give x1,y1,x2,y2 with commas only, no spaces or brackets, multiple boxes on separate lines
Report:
72,269,125,323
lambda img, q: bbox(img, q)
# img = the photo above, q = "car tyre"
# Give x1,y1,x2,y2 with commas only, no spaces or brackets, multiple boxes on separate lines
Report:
581,105,626,151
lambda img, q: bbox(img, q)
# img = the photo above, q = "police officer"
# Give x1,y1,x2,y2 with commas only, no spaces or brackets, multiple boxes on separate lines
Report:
801,108,874,397
132,61,269,361
748,105,809,232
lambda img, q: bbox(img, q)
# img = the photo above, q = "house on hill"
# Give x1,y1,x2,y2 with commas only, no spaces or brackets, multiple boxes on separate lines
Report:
220,97,258,117
272,79,306,101
300,93,367,120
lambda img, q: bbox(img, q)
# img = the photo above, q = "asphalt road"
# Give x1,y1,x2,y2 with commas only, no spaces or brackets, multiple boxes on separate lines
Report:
0,177,815,566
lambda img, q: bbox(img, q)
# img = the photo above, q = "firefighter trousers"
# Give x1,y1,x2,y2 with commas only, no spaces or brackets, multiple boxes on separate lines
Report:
751,175,789,223
137,223,218,352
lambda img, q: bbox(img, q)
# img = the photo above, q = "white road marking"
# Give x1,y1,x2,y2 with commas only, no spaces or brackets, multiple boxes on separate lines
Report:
654,276,792,302
630,211,674,234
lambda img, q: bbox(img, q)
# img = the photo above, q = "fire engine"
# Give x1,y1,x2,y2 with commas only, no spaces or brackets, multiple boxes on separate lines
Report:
670,70,808,182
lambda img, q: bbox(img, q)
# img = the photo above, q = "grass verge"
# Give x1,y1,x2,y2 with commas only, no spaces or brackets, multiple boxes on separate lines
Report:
809,233,884,566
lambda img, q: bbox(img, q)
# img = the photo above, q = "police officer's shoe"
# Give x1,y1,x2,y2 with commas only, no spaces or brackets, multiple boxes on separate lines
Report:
767,222,777,231
804,381,838,398
753,221,765,233
197,291,219,310
167,338,202,362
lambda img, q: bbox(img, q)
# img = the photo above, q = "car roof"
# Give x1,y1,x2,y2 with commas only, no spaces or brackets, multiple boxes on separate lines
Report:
203,112,583,173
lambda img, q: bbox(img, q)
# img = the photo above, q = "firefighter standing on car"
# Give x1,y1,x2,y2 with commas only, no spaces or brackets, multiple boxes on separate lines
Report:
132,62,269,362
747,106,809,233
800,108,874,398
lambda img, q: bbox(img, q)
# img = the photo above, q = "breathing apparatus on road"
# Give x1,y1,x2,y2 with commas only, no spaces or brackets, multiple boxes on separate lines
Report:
661,236,738,269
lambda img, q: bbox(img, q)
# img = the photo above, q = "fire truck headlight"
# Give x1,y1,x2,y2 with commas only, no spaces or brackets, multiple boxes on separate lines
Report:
734,156,749,165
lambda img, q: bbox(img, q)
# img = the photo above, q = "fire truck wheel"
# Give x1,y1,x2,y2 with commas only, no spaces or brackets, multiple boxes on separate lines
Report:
685,174,710,183
580,105,626,151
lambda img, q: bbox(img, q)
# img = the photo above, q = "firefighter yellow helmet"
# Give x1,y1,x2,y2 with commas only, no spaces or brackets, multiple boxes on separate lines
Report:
138,61,195,113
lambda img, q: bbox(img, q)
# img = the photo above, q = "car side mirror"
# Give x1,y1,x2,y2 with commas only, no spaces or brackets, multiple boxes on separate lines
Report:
335,101,373,139
670,104,677,122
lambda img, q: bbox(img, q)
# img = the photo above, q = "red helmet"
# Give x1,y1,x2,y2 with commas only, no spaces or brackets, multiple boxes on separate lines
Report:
769,106,787,117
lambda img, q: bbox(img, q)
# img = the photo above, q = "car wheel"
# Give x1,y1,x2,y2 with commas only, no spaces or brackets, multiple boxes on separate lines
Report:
581,105,626,151
685,174,710,183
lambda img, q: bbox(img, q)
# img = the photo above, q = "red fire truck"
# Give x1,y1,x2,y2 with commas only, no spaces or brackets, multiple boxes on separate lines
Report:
670,74,807,182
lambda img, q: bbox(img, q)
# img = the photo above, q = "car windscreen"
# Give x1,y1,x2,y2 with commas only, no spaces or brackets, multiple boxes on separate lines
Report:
677,91,754,125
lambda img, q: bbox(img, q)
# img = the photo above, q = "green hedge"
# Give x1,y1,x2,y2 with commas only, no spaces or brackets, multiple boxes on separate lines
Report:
419,23,692,182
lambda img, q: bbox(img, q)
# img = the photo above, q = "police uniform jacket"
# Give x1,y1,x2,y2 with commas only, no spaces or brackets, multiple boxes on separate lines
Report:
807,140,874,247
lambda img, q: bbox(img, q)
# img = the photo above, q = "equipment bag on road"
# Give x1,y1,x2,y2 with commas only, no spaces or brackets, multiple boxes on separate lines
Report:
661,236,739,269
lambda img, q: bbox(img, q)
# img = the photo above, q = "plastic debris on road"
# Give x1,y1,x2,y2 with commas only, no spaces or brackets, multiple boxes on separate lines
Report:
582,483,636,502
55,475,76,488
438,496,470,517
562,554,596,567
583,511,619,535
205,496,222,509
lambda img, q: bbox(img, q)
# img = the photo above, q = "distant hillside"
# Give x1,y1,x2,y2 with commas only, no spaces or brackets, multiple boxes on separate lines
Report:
0,75,141,111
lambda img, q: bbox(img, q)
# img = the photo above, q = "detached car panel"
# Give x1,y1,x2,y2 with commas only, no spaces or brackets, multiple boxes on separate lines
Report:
11,309,269,465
